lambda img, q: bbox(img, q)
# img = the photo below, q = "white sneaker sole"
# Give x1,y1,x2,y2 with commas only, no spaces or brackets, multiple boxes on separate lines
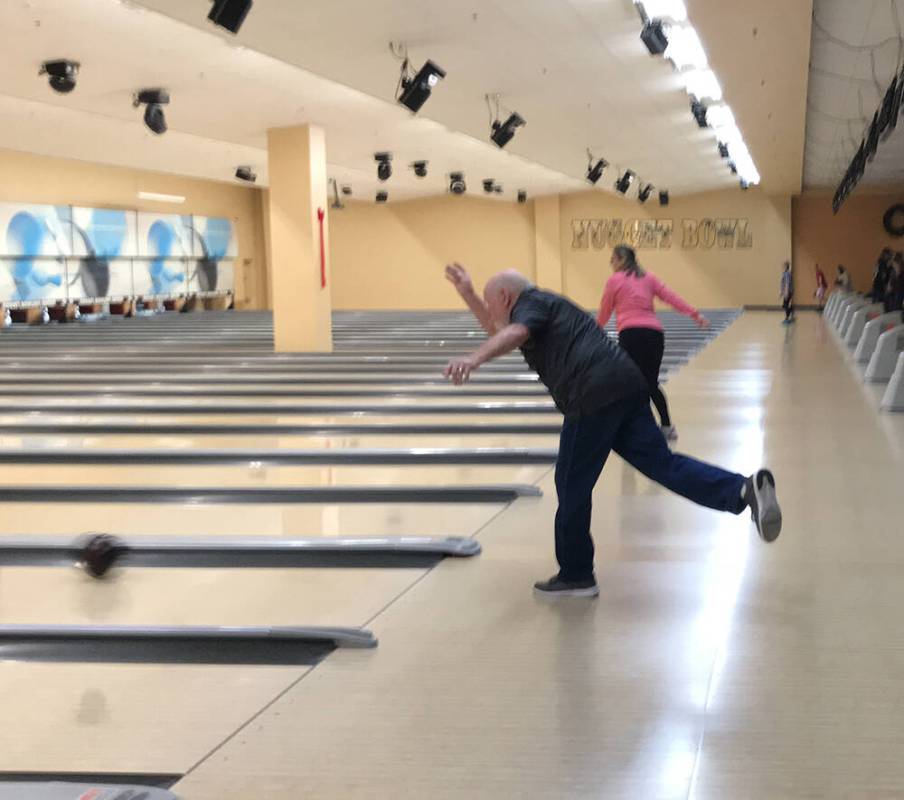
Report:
533,585,600,598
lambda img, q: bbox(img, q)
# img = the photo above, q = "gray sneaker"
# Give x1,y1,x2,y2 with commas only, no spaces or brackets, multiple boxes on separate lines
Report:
533,574,600,597
745,469,782,542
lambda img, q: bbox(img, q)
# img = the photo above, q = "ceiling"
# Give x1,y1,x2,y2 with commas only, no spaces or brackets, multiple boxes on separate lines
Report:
804,0,904,190
0,0,814,200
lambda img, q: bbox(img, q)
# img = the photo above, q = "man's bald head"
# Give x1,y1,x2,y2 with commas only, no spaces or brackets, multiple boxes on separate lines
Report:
484,269,533,328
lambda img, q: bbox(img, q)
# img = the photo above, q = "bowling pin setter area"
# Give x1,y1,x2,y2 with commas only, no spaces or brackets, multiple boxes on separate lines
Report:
0,308,740,794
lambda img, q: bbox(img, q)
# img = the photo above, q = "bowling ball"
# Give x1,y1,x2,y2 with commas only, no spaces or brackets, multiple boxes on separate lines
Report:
79,533,125,578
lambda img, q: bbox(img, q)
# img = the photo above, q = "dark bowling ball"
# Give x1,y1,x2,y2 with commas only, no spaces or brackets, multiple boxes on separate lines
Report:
79,533,125,578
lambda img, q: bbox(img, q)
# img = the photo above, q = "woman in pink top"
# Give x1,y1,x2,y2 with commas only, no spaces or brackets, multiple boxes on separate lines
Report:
597,245,708,442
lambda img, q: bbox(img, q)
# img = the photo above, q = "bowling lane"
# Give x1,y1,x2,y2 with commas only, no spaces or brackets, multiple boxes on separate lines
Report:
0,396,556,411
0,565,429,629
0,463,551,486
0,411,562,426
0,501,508,536
0,432,559,451
0,662,312,773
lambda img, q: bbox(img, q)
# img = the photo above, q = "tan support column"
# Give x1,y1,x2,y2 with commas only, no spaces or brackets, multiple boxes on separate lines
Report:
267,125,332,352
534,194,563,292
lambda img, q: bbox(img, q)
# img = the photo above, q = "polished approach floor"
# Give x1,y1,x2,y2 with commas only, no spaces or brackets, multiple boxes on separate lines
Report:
3,310,902,798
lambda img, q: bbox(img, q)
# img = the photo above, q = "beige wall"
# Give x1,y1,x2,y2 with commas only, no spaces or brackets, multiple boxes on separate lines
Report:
330,188,792,310
562,187,792,309
329,195,536,309
792,190,904,301
0,147,268,310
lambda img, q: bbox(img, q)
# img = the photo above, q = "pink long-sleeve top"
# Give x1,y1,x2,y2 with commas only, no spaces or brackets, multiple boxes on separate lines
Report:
596,270,700,333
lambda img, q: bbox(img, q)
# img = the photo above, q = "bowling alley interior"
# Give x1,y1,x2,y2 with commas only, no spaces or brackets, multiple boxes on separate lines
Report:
1,1,904,798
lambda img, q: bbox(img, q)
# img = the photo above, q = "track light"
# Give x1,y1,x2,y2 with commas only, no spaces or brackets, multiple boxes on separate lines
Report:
659,190,669,206
615,171,636,194
208,0,253,34
40,60,79,93
518,190,527,204
691,99,708,128
586,156,609,185
739,180,750,191
718,142,730,159
341,185,353,196
640,19,669,55
491,112,526,149
728,161,738,174
375,152,392,181
376,191,388,203
449,172,466,195
483,179,496,194
133,89,169,135
638,183,654,203
235,166,256,183
329,179,344,210
397,59,446,113
411,161,428,178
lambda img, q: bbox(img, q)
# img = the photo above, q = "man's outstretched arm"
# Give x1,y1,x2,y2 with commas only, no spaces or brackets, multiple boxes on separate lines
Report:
444,323,530,385
445,263,496,335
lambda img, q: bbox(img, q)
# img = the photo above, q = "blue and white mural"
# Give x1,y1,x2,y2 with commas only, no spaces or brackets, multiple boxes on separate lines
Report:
69,207,136,299
137,213,191,296
0,203,235,305
0,204,68,303
188,216,237,294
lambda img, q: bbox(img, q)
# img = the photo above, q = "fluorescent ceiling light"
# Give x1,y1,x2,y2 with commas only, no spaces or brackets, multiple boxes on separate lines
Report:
635,0,687,22
681,69,722,101
137,191,186,204
665,25,708,69
705,104,735,130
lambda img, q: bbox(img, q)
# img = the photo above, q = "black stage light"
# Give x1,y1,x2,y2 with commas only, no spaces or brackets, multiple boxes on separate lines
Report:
641,20,669,55
491,112,526,148
376,191,388,203
40,60,79,93
449,172,466,195
411,161,428,178
134,89,170,135
615,170,635,194
638,183,654,203
659,190,669,206
728,161,738,174
518,190,527,203
235,166,256,183
375,152,392,181
398,59,446,113
208,0,253,34
718,142,730,159
483,179,496,194
586,157,609,185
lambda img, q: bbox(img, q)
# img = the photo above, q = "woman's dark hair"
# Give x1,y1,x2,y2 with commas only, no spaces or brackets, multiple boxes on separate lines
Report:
613,244,645,278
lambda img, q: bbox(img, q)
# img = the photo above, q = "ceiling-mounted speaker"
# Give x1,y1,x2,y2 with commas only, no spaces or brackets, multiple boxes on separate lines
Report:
208,0,253,34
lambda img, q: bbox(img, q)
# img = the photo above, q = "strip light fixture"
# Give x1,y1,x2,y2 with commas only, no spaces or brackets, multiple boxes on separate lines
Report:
634,0,760,186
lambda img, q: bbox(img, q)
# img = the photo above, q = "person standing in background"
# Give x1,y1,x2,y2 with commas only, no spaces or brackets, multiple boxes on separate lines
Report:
814,264,828,311
889,253,904,313
596,245,709,444
835,264,853,292
871,249,893,302
780,262,795,324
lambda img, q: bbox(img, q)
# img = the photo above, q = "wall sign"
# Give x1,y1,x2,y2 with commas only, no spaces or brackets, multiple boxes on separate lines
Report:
571,217,753,251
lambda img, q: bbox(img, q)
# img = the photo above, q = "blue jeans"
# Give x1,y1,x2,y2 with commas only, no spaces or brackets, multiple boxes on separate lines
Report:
555,394,747,581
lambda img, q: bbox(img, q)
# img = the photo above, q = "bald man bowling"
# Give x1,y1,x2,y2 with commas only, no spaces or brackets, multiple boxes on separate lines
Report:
443,264,782,597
